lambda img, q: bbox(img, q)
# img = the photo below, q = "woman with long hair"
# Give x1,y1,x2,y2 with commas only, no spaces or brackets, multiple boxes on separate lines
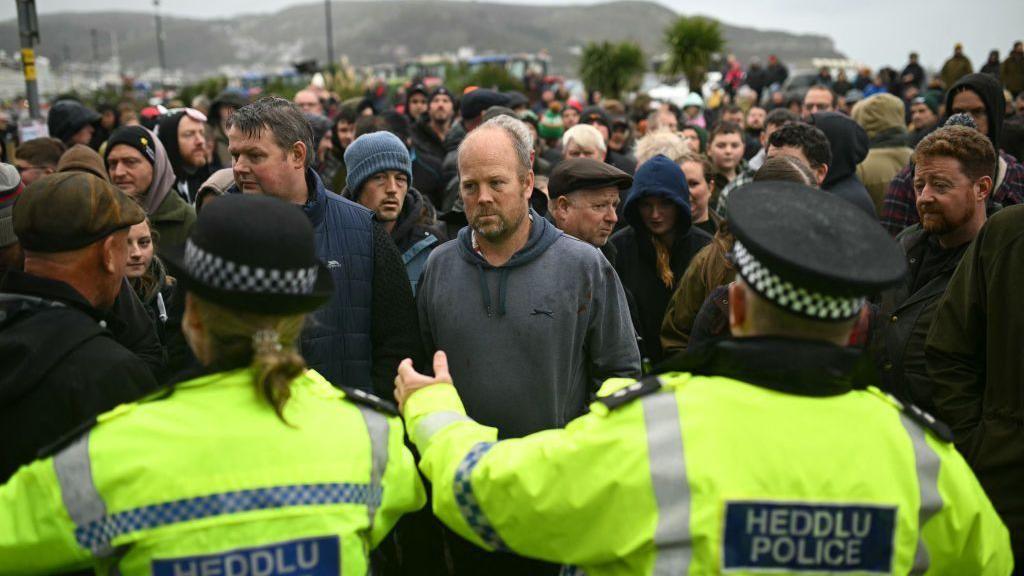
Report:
0,194,425,575
125,217,191,377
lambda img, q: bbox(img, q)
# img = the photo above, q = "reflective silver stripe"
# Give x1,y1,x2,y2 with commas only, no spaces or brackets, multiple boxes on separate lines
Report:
412,411,472,446
53,432,110,556
899,414,944,575
357,405,390,530
641,387,691,575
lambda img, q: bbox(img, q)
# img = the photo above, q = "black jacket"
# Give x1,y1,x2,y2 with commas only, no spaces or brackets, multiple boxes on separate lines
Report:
0,272,160,482
410,117,449,209
391,188,447,253
111,277,167,379
901,62,926,88
812,112,877,216
411,116,447,164
871,225,971,414
440,122,467,213
129,258,195,382
611,194,712,365
607,150,637,175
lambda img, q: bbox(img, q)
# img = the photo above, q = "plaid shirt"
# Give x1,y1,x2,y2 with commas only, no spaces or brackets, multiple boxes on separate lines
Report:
881,151,1024,236
714,162,755,218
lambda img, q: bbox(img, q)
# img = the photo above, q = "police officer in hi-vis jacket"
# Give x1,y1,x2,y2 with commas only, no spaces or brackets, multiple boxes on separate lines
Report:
394,181,1012,575
0,194,425,575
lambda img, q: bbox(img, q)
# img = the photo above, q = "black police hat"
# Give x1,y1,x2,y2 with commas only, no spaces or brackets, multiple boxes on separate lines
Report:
162,194,334,315
728,181,906,321
548,158,633,199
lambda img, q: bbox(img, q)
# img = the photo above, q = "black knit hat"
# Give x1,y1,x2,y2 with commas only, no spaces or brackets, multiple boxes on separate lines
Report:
162,194,333,314
105,126,157,167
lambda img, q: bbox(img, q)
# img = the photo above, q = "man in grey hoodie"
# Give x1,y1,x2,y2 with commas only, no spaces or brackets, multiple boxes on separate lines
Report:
416,114,641,573
418,115,640,437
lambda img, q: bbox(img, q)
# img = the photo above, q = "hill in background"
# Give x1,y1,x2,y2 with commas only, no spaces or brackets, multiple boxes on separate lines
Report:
0,0,844,78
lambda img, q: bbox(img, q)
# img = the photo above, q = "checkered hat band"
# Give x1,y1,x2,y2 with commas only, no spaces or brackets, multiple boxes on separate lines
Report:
185,240,319,296
733,240,865,321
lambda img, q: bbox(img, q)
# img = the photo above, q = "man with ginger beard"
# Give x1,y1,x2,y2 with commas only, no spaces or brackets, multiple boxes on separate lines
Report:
158,108,214,205
871,125,995,416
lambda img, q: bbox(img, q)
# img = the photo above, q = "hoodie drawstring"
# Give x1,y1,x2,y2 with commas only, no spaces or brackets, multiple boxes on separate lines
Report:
496,269,509,317
476,264,510,318
476,264,494,317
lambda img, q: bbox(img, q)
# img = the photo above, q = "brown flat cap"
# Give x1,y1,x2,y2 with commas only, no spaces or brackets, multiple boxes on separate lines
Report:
15,171,145,252
548,158,633,199
56,144,110,181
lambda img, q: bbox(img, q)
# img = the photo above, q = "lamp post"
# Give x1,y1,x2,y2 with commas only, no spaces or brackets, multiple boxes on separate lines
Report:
16,0,40,119
324,0,335,72
154,0,168,86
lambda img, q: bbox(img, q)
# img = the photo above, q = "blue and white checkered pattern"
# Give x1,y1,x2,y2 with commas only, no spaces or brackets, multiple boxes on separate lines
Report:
453,442,508,551
74,482,379,553
185,240,319,296
733,240,865,321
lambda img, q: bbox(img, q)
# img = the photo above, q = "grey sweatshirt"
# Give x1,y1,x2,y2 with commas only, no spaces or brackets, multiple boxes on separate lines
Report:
417,210,641,438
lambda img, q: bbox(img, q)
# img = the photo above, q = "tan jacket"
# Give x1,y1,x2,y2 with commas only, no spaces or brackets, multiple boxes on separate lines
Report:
660,231,735,355
858,146,913,215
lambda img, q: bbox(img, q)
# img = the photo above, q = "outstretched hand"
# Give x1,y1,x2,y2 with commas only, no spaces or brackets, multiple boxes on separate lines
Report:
394,351,452,410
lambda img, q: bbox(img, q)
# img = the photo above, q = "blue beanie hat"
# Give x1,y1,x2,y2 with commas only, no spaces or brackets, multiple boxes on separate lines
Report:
343,131,413,196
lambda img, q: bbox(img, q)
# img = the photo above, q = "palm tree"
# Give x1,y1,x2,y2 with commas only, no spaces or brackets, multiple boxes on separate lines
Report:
662,16,725,91
579,41,646,100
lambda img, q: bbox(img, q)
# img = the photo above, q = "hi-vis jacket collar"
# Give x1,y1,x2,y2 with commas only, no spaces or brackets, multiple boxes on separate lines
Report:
656,337,875,398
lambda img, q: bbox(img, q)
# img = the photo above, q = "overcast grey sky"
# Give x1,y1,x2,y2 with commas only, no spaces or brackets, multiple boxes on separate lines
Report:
3,0,1020,72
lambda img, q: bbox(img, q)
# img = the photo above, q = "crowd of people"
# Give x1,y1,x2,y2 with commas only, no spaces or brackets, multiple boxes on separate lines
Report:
0,39,1022,575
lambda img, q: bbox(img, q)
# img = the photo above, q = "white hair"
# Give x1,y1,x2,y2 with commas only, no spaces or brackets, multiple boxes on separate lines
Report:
561,124,606,154
461,114,534,178
635,131,690,166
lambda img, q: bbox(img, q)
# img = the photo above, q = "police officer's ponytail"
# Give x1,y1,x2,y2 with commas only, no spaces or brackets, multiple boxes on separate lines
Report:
190,296,306,422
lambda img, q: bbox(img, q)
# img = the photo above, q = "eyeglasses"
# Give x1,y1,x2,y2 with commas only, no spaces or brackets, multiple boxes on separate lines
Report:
802,102,831,112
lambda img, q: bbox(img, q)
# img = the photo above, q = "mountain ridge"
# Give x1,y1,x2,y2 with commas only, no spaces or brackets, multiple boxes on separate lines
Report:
0,0,844,78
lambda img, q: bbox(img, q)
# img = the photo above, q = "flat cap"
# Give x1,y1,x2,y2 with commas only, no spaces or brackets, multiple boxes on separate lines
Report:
728,181,905,321
15,171,145,252
57,144,109,181
461,89,510,121
548,158,633,199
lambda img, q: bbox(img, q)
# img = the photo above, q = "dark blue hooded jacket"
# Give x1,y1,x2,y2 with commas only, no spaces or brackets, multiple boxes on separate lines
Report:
610,155,712,364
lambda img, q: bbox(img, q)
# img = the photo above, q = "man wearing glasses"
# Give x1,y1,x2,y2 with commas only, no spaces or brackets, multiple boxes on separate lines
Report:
547,157,632,257
801,85,836,120
157,108,213,205
13,138,64,187
882,73,1024,235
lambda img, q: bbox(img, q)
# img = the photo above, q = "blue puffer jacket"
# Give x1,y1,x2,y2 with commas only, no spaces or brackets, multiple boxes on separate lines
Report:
230,169,374,390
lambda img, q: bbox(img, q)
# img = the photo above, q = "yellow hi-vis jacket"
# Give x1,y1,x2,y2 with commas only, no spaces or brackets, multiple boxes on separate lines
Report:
0,367,426,575
404,370,1012,575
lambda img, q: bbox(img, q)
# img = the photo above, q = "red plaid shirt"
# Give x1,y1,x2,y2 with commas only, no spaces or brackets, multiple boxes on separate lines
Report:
881,151,1024,236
